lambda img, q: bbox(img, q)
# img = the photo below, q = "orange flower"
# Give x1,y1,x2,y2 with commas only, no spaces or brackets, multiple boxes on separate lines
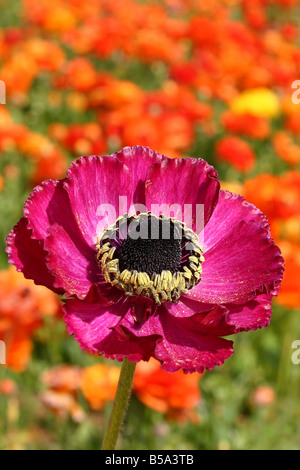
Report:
272,131,300,165
271,218,300,245
243,172,300,221
40,365,85,422
221,110,270,139
0,51,37,101
100,80,145,110
215,135,256,172
275,240,300,309
0,378,17,396
133,358,201,421
22,39,65,72
18,132,68,184
285,112,300,136
54,58,98,92
250,386,276,407
80,363,120,411
0,174,4,193
242,172,300,309
41,365,82,393
0,266,61,372
50,122,107,157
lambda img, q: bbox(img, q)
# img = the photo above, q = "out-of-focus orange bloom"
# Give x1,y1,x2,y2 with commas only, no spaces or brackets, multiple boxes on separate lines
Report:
250,386,276,407
242,171,300,309
80,363,120,411
243,172,300,221
23,0,77,32
41,365,82,393
54,58,98,92
18,132,67,184
275,240,300,309
65,92,88,112
133,29,183,63
0,378,17,396
159,112,194,151
40,365,85,422
133,358,201,422
221,110,270,139
0,52,37,101
22,39,65,72
272,131,300,165
281,93,300,116
0,107,66,184
100,80,145,110
271,218,300,245
215,135,256,172
0,106,12,126
0,267,61,372
220,180,244,194
285,113,300,136
0,174,4,193
49,122,107,156
121,115,160,150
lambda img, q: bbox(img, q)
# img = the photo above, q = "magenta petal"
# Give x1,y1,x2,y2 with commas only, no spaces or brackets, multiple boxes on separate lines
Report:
225,294,273,332
115,146,166,206
6,217,62,293
174,293,274,337
63,294,125,353
23,179,74,240
201,190,271,251
64,155,133,246
44,223,101,299
63,295,160,362
155,309,234,373
166,296,224,318
145,157,220,231
120,307,234,373
187,219,284,304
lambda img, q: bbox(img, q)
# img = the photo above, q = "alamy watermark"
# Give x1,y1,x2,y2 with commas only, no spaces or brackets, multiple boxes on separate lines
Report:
0,340,6,365
95,199,205,245
291,80,300,105
291,340,300,365
0,80,6,104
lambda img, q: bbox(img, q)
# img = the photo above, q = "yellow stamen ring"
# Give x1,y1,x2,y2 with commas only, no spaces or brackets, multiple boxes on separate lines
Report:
96,213,204,306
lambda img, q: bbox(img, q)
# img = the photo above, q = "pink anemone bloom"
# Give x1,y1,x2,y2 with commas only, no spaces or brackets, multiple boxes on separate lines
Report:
6,146,284,373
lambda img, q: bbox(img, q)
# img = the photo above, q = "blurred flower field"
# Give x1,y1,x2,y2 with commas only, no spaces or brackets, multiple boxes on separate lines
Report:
1,0,300,450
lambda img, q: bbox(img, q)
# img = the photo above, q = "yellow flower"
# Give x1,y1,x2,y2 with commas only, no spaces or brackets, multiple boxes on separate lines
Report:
230,88,281,118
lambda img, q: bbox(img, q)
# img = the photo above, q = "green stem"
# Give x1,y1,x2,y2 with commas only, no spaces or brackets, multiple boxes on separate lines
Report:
101,358,136,450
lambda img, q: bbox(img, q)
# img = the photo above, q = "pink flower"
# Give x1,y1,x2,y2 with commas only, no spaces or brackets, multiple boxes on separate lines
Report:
6,146,284,373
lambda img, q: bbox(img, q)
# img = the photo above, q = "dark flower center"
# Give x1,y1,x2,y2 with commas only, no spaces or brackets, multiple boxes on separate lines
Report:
118,218,182,276
96,212,204,305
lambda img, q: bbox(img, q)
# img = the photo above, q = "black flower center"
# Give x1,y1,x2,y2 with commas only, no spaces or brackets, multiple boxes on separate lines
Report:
96,212,204,306
118,217,182,276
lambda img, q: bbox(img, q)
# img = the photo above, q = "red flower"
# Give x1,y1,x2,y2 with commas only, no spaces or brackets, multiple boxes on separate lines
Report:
215,136,256,172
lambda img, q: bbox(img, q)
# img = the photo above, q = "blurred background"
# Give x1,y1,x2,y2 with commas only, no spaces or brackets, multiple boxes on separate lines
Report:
1,0,300,450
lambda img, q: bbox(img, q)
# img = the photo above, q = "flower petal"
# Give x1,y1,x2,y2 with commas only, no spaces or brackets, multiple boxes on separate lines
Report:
115,146,166,207
64,155,134,246
225,294,273,332
173,293,274,337
186,219,284,304
6,217,62,293
201,190,271,251
119,307,234,373
44,223,101,299
155,311,234,373
166,296,223,318
63,294,160,362
145,157,220,232
23,179,74,240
